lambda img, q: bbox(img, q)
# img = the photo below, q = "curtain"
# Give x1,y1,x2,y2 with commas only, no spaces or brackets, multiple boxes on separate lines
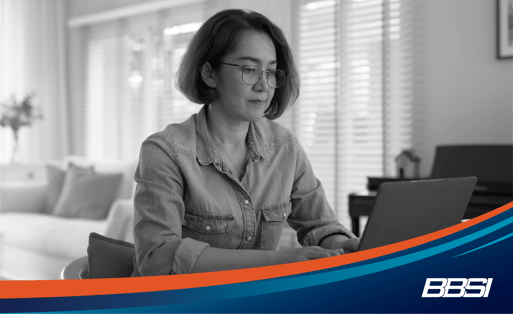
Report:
0,0,69,163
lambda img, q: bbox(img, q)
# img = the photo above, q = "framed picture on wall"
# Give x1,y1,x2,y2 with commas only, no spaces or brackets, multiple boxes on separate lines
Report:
497,0,513,58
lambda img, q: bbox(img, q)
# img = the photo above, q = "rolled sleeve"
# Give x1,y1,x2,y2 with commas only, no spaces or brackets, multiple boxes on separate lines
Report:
172,238,209,275
288,138,355,246
133,136,209,276
303,223,356,247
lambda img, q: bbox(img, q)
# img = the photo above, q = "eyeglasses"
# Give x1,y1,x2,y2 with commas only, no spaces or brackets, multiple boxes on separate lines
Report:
219,62,286,88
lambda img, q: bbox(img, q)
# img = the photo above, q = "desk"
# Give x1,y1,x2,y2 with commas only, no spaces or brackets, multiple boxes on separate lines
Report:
348,191,512,237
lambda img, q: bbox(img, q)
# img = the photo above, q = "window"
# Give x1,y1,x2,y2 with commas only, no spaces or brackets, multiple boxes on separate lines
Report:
69,3,205,160
294,0,412,226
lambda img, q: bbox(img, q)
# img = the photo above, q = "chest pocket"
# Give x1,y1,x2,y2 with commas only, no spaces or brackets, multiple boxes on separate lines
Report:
260,201,292,251
182,210,234,249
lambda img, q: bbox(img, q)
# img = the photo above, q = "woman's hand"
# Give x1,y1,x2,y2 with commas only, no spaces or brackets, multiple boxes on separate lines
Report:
320,234,360,253
277,246,346,264
336,237,360,253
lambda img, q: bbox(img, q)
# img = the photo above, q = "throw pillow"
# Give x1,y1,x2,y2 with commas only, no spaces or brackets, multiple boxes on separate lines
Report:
52,165,123,220
45,164,92,213
87,232,135,279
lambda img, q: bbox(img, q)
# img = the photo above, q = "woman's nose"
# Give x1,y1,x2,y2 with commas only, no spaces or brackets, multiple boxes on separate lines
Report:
253,72,270,92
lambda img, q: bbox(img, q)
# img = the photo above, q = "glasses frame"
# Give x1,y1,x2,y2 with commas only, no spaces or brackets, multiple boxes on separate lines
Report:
219,62,286,88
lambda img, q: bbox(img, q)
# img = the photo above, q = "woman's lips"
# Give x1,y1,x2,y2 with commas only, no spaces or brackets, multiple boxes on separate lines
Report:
249,99,266,104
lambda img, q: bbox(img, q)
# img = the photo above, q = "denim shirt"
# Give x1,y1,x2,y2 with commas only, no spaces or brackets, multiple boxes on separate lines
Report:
131,105,355,277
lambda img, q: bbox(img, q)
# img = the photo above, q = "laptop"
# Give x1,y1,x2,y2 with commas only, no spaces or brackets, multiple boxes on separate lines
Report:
358,176,477,251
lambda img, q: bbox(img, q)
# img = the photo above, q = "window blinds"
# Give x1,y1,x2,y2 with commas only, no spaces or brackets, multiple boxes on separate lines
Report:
296,0,338,211
295,0,412,227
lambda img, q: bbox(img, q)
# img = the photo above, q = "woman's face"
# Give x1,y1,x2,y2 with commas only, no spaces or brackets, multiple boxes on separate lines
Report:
211,31,277,123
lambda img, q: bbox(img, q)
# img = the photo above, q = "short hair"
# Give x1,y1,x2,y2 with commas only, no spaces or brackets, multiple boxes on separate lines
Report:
176,9,300,120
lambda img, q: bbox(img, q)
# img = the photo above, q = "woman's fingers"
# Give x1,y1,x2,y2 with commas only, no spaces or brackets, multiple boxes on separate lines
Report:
285,244,357,264
340,238,360,253
326,249,344,257
303,246,343,260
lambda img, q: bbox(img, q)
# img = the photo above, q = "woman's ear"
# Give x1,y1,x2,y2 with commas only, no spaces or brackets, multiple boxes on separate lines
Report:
200,62,216,88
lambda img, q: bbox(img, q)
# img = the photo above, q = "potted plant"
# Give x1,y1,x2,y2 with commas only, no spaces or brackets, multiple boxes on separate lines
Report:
0,93,43,163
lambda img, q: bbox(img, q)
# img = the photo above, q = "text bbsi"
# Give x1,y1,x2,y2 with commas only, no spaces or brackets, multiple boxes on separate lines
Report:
421,278,493,298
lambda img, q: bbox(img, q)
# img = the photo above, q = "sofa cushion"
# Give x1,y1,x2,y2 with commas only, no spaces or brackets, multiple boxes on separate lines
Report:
63,156,136,199
53,165,123,220
45,164,93,214
87,232,135,279
0,212,109,259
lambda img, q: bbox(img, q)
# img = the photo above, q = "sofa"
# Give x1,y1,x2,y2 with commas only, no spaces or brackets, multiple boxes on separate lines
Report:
0,157,136,280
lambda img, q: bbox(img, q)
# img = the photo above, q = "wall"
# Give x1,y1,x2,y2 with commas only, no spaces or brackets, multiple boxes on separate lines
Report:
412,0,512,176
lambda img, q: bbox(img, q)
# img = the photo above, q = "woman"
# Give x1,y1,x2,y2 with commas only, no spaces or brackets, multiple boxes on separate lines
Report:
132,9,359,277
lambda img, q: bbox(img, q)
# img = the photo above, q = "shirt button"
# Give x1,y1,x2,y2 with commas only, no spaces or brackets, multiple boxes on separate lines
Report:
205,225,211,231
244,200,250,205
247,236,252,241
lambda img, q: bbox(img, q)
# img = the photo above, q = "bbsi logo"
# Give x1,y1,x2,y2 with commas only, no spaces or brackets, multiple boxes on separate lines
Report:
422,278,493,298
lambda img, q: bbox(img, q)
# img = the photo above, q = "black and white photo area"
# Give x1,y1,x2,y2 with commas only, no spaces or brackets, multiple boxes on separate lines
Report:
68,0,413,233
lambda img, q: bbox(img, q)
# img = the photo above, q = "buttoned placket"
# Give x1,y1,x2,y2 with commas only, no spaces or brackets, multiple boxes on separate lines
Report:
201,118,270,250
239,129,270,249
234,185,255,249
207,138,258,250
213,160,257,249
236,152,264,249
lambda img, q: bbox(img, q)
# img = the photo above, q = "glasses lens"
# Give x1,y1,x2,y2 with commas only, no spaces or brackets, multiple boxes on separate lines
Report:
269,70,286,88
241,66,261,85
240,65,286,88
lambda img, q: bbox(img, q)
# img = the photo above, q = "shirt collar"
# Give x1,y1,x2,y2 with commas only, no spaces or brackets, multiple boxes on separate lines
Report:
247,121,270,163
195,105,270,165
